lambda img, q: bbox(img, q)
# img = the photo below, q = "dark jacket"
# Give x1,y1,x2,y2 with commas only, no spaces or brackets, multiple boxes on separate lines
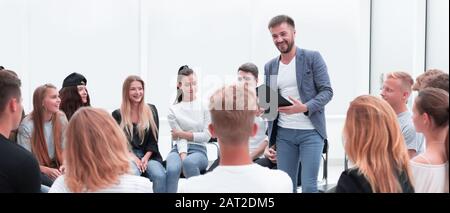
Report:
336,168,414,193
112,104,162,163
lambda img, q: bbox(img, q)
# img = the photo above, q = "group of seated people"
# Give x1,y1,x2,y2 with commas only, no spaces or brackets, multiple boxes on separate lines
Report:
0,64,448,193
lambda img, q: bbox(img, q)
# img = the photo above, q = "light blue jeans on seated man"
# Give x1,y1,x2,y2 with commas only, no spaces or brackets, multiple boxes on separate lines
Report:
41,184,50,193
276,127,324,193
130,148,167,193
166,144,208,190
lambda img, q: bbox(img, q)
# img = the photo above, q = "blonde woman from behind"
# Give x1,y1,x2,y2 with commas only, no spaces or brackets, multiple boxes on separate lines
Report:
336,95,414,193
49,107,152,193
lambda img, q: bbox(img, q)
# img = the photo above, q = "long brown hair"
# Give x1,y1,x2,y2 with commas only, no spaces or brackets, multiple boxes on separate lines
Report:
343,95,413,192
120,75,158,144
415,88,449,159
59,86,90,120
64,107,130,192
30,84,65,168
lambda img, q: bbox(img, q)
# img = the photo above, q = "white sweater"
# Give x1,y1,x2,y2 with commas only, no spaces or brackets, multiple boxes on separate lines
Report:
168,99,211,153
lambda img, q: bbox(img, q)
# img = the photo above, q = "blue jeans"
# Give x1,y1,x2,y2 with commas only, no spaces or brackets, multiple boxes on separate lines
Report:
276,127,324,193
166,144,208,190
41,184,50,193
130,148,167,193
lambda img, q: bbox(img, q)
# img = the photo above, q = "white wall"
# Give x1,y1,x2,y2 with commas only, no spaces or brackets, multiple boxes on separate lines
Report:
426,0,449,72
1,0,142,113
371,0,426,96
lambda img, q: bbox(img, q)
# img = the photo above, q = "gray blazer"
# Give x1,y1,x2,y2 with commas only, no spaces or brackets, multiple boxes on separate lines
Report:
264,47,333,146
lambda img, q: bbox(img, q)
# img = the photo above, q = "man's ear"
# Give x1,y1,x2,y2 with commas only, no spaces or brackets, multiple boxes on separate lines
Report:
403,91,410,102
9,98,19,113
423,113,431,127
208,123,216,138
251,123,258,137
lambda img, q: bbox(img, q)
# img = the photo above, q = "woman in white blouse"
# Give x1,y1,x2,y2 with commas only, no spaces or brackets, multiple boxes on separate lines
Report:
411,88,449,193
165,65,211,193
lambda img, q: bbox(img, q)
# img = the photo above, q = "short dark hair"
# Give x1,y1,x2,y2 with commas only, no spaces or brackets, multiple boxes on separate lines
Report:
238,63,259,80
423,73,449,93
0,70,22,114
268,15,295,29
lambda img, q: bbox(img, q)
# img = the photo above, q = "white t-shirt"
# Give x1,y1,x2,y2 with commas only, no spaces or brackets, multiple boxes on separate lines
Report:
277,59,314,130
49,174,153,193
410,158,449,193
177,164,293,193
168,99,212,153
248,116,268,158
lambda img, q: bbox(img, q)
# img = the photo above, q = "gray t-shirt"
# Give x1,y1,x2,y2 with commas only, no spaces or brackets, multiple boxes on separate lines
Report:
397,111,420,152
249,116,268,158
17,114,67,160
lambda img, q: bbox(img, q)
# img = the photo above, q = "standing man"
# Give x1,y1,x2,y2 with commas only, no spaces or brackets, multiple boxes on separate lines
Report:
381,71,420,157
0,69,41,193
264,15,333,192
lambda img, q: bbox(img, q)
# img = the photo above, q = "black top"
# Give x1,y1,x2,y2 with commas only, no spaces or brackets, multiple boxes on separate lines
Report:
336,168,415,193
112,104,162,163
0,133,41,193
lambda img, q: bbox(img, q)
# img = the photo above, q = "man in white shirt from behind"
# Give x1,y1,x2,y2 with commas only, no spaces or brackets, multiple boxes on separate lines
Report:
178,84,292,193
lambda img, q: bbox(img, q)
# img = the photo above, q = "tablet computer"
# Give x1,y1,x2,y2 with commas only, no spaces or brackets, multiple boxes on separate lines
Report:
256,84,293,107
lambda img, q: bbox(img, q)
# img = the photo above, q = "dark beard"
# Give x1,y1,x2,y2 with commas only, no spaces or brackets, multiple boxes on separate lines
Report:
278,41,294,54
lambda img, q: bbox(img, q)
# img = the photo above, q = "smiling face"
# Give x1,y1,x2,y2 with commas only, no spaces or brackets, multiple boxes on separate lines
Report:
178,74,197,101
238,71,258,89
269,22,296,54
77,85,88,104
380,78,406,109
43,87,61,114
128,80,144,104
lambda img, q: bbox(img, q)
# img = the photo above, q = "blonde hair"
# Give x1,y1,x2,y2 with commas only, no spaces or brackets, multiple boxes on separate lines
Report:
343,95,413,193
209,83,257,143
64,107,130,192
120,76,158,144
386,71,414,93
30,84,65,168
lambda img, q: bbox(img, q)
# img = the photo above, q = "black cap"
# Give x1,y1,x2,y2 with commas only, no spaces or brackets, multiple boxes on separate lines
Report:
62,72,87,88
